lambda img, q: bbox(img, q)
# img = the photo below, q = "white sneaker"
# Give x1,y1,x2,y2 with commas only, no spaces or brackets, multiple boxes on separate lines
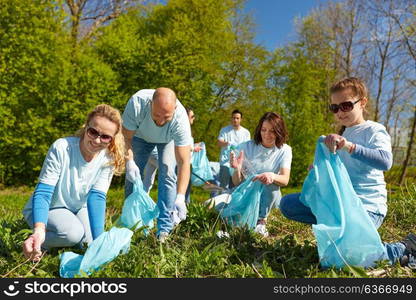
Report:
158,232,169,243
254,224,269,237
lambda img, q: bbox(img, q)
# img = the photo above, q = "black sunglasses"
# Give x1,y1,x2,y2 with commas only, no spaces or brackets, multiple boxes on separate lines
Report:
86,127,113,144
329,99,362,113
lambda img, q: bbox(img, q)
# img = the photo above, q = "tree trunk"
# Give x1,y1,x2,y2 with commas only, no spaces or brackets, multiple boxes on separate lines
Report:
399,105,416,185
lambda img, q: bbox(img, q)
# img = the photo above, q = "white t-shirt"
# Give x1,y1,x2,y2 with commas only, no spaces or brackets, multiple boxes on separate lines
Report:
24,137,114,213
218,125,251,165
238,140,292,173
122,89,192,146
237,140,292,192
339,120,392,216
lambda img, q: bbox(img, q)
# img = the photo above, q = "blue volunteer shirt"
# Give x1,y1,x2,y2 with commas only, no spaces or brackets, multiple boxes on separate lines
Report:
122,89,192,146
24,137,114,213
238,140,292,191
339,120,392,216
218,125,250,166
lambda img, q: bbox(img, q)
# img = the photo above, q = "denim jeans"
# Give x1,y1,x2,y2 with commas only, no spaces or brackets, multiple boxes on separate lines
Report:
143,154,158,194
259,186,282,219
279,193,406,264
125,137,177,234
23,207,92,250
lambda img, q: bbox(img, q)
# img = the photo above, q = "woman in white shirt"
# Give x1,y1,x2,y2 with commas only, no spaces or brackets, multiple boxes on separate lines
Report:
22,104,125,261
230,112,292,237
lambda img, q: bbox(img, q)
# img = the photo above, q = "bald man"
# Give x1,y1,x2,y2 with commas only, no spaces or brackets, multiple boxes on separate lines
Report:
122,88,192,241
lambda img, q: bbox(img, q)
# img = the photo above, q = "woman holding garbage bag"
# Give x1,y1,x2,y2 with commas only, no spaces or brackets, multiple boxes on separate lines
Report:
22,104,125,261
229,112,292,237
280,77,392,228
279,77,416,268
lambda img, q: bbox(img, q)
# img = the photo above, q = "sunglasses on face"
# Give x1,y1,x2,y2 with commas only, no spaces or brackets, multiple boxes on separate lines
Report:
86,127,113,144
329,99,361,113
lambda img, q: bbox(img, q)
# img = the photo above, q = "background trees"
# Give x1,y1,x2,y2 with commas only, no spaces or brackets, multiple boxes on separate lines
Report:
0,0,414,186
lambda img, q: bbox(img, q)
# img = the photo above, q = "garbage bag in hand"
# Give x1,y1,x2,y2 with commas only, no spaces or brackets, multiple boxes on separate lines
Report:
300,137,386,268
59,227,133,278
191,142,214,186
219,176,263,229
118,179,159,233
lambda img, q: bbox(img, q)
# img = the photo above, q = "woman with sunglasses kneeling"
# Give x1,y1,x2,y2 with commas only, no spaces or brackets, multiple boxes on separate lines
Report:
22,104,125,261
280,77,416,268
281,77,391,229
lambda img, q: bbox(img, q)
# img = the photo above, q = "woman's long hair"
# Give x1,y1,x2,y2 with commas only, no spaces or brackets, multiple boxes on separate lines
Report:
76,104,125,175
253,112,288,148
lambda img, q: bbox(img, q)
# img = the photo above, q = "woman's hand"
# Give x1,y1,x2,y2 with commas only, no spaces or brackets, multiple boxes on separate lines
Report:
324,134,354,153
252,172,275,185
193,143,202,152
23,226,46,261
324,134,346,153
230,150,244,170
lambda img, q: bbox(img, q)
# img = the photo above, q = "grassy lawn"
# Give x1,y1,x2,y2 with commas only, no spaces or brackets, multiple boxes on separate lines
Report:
0,180,415,278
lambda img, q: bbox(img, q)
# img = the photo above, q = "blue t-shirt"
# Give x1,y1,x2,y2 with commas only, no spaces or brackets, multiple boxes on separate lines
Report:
339,120,392,216
238,140,292,190
24,137,114,213
218,125,251,166
238,140,292,172
122,89,192,146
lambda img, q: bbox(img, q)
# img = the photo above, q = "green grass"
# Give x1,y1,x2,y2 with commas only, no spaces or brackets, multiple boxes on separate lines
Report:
0,183,415,278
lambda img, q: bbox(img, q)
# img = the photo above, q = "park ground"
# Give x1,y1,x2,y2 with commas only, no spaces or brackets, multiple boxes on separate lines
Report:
0,167,415,278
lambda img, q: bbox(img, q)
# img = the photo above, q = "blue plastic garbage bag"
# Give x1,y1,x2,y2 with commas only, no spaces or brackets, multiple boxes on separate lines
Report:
219,176,264,229
300,138,386,268
219,145,236,176
118,179,159,233
191,142,214,186
59,227,133,278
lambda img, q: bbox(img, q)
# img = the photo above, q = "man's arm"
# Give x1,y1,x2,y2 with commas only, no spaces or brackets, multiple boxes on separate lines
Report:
217,139,228,148
122,126,141,183
122,126,136,161
175,145,191,194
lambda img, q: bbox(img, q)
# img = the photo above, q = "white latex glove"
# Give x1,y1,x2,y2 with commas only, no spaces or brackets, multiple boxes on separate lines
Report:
23,227,46,261
172,210,181,226
126,159,141,183
174,194,187,221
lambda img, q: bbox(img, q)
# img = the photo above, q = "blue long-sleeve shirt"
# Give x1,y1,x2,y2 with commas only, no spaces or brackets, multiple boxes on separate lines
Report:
32,182,106,240
352,144,392,171
338,120,392,216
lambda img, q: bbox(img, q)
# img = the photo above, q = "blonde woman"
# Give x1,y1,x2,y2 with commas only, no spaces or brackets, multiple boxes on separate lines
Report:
22,104,125,261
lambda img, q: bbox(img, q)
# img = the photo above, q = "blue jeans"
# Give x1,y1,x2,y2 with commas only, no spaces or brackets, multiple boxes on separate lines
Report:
23,207,92,250
125,137,177,234
279,193,406,265
259,186,282,219
143,153,158,194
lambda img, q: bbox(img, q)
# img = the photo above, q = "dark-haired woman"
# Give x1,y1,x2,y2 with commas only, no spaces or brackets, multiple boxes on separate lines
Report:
230,112,292,237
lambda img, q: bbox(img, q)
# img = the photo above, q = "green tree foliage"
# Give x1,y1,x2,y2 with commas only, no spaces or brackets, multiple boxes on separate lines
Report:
94,0,269,160
269,46,334,185
0,0,121,186
4,0,409,187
